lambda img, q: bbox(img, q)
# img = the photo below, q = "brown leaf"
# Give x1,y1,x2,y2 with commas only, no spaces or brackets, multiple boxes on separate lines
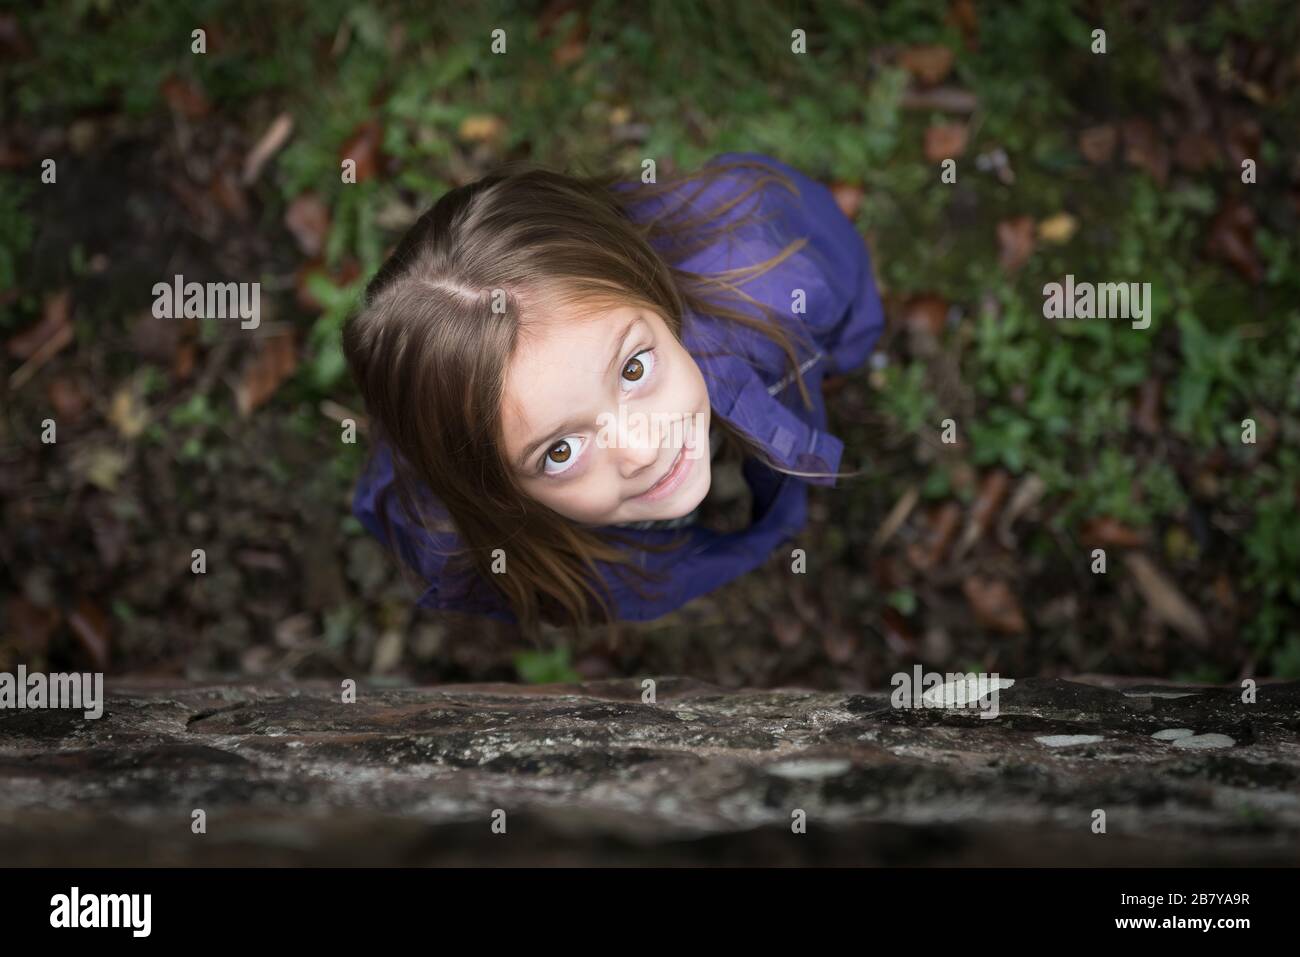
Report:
284,192,331,257
996,473,1047,548
131,311,183,364
903,294,948,339
961,576,1026,634
829,181,864,220
210,166,250,223
906,501,962,570
1081,516,1147,548
234,333,298,416
772,613,805,649
924,122,968,162
1205,195,1263,284
339,120,384,182
881,607,916,655
1121,118,1170,187
956,469,1011,555
160,75,211,119
47,377,90,423
1223,115,1261,169
1077,124,1117,165
899,45,955,87
242,112,295,185
1133,378,1163,436
1123,552,1209,647
457,114,505,144
68,597,111,670
996,216,1036,273
5,595,61,656
0,13,33,59
945,0,979,50
173,341,197,381
294,257,360,312
1173,130,1220,172
8,291,71,359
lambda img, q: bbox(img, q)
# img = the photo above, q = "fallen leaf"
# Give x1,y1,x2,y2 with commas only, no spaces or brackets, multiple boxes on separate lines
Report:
924,122,968,162
956,469,1011,556
242,112,295,184
1173,130,1220,172
107,382,149,439
1081,516,1147,548
234,333,297,416
899,45,955,86
945,0,979,50
131,311,183,364
1205,195,1263,284
210,166,250,223
1037,212,1078,244
174,341,197,381
906,501,962,570
72,445,130,492
8,290,71,359
47,377,90,422
996,216,1036,273
1123,552,1209,647
962,576,1026,634
1223,115,1261,169
68,597,111,670
285,192,331,257
903,294,948,339
1121,118,1170,186
4,596,61,656
996,473,1046,548
772,613,805,649
160,75,211,119
339,120,384,183
458,114,505,144
1132,378,1163,436
829,181,864,220
872,485,920,549
1077,124,1117,165
881,607,915,655
294,257,360,312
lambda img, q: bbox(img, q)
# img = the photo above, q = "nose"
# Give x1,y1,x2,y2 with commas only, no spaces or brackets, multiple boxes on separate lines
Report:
615,411,662,479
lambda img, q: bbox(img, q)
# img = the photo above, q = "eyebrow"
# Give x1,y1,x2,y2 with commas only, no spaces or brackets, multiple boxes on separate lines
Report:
514,315,643,471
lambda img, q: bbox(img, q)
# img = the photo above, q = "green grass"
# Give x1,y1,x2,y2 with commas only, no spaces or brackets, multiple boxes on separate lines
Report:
4,0,1298,674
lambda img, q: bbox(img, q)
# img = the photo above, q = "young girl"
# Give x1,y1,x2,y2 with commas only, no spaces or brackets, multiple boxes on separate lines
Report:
343,151,884,636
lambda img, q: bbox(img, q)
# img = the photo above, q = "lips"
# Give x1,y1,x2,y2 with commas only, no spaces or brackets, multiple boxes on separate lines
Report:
634,445,689,502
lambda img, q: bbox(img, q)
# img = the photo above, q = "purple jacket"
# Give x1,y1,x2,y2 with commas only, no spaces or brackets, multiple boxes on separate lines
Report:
353,151,885,622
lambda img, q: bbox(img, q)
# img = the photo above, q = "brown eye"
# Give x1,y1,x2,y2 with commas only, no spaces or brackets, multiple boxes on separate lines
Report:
622,356,644,382
547,440,571,463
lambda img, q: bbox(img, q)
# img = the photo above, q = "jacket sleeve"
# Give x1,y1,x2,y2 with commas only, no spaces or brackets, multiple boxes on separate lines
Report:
707,151,886,377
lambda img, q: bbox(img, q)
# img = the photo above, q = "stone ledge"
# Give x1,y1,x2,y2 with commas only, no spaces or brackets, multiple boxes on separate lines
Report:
1,676,1297,865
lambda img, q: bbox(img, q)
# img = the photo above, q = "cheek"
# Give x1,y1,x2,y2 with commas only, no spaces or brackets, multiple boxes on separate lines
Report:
524,468,622,521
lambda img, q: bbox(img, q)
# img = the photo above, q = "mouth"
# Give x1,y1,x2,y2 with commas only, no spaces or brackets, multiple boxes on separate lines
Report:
632,444,693,503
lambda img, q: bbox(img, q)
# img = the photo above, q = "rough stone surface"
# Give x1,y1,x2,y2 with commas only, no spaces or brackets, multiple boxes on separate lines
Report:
1,676,1298,865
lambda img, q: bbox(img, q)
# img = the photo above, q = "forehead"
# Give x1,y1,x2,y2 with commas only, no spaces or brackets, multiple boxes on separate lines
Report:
499,299,641,450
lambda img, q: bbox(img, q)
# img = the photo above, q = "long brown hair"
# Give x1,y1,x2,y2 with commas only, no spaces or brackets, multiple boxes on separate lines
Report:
343,156,856,638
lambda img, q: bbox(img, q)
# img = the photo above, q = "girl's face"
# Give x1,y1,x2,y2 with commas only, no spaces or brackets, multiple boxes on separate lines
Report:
500,301,713,527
